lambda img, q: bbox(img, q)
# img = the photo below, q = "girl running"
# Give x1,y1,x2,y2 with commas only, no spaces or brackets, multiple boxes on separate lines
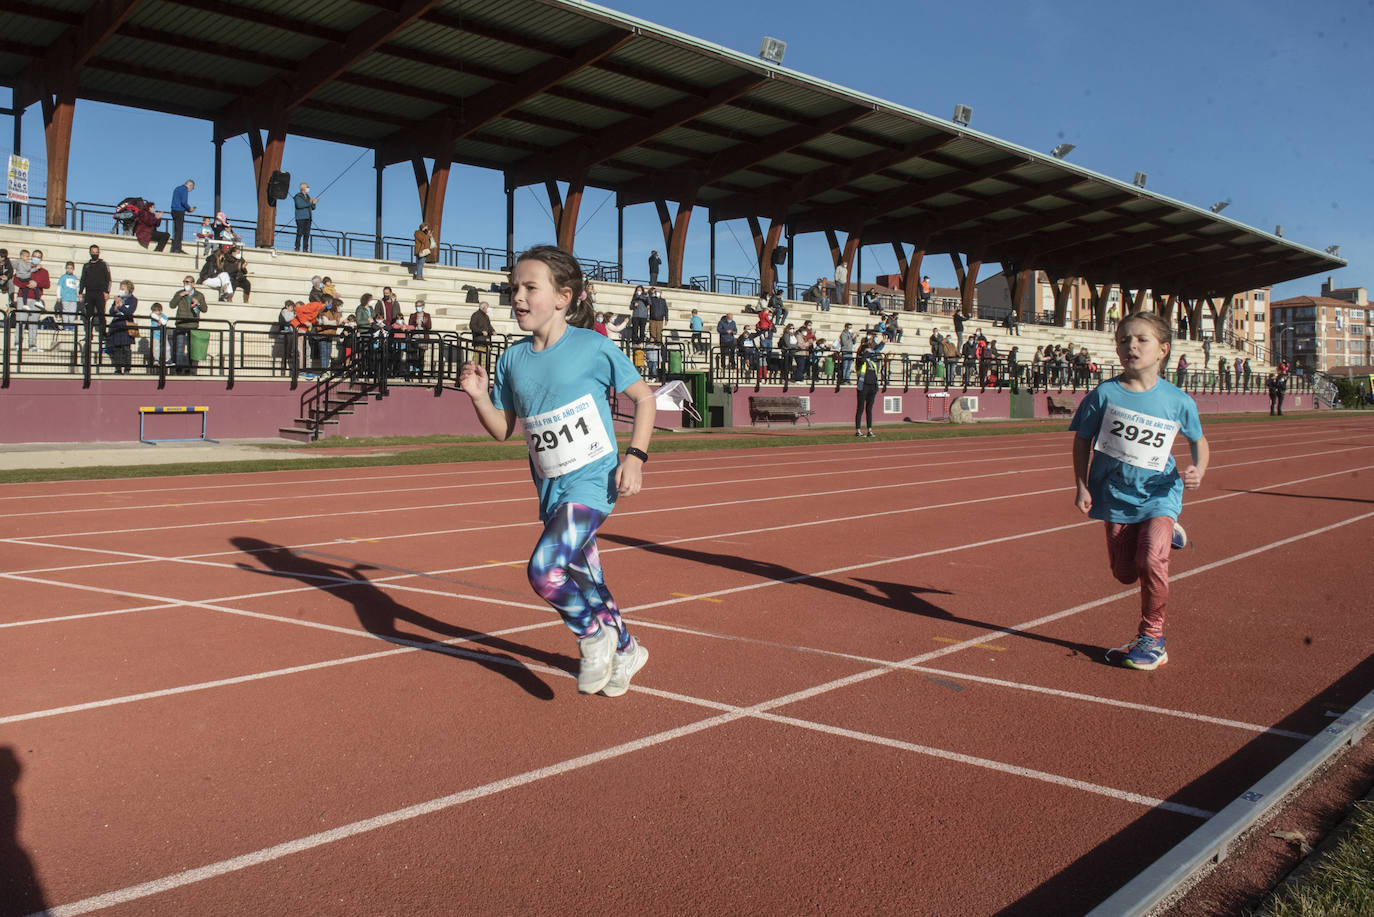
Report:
1070,311,1209,670
459,246,655,696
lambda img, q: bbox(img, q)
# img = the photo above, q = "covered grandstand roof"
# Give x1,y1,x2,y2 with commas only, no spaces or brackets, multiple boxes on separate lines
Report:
2,0,1347,298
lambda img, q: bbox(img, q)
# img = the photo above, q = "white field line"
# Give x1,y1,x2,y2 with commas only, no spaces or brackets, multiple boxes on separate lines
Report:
4,411,1360,507
27,647,1217,917
1,437,1365,549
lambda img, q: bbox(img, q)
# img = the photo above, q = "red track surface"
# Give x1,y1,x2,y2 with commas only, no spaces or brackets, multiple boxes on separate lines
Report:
2,415,1372,916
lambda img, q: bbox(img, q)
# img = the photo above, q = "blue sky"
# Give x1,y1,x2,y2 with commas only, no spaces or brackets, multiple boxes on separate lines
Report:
5,0,1370,300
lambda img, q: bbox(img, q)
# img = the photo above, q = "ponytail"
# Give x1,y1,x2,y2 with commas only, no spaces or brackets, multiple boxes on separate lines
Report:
515,245,591,328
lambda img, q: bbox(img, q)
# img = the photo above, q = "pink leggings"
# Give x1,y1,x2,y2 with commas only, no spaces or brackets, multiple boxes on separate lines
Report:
1104,516,1175,638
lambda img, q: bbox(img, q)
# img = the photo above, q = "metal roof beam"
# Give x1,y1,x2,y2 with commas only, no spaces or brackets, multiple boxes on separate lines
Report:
377,29,633,166
507,73,766,186
706,132,956,222
1072,228,1252,276
938,191,1138,252
615,105,873,206
13,0,146,108
218,0,442,136
787,155,1028,235
161,0,345,41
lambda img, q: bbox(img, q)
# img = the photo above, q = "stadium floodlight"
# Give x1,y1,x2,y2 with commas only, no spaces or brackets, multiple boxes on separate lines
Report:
759,36,786,64
1275,225,1283,237
1325,244,1341,256
1132,172,1148,188
1050,143,1075,159
1209,199,1230,213
952,104,973,127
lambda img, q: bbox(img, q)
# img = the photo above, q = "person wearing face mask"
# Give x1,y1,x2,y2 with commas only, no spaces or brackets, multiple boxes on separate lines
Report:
406,299,432,378
169,275,207,375
17,249,49,351
293,181,317,252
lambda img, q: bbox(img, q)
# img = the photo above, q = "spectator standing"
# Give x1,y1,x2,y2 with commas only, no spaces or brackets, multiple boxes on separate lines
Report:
79,245,111,341
629,286,649,342
469,300,494,367
413,223,434,280
316,301,341,371
952,310,966,347
1243,359,1252,392
834,323,854,384
379,287,400,324
643,339,660,380
0,248,13,309
169,179,195,253
1202,337,1211,369
1268,373,1287,416
1071,311,1209,671
593,312,608,336
107,281,137,374
887,312,902,343
779,323,801,382
292,296,324,378
56,261,78,329
755,308,774,352
1218,356,1231,393
406,300,432,376
17,250,49,350
919,275,932,311
716,312,737,367
169,275,207,375
648,287,668,341
854,343,880,437
833,260,848,306
1175,354,1189,388
1106,302,1119,331
149,303,169,367
648,249,661,285
355,293,376,326
293,182,317,252
133,201,170,252
689,308,703,353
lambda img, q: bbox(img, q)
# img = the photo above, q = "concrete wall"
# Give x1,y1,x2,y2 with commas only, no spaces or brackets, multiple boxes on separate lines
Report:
0,378,1285,444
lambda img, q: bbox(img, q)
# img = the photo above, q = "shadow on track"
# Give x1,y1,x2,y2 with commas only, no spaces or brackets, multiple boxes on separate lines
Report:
230,537,559,701
597,533,1106,662
0,746,47,917
1224,487,1374,506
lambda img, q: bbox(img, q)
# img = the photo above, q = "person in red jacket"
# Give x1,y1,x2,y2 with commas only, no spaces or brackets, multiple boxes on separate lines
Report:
134,201,170,252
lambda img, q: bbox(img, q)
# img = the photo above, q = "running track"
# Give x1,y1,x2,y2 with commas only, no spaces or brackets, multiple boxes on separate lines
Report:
2,415,1372,916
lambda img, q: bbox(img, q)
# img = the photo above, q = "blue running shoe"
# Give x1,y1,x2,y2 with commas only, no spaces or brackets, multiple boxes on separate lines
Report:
1171,521,1188,551
1109,633,1168,670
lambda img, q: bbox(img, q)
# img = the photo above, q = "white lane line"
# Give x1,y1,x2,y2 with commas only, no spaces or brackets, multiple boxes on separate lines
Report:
627,618,1313,741
26,658,1213,917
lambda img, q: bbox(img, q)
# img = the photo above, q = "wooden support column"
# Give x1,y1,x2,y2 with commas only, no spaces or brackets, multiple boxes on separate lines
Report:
40,80,76,228
957,256,982,316
749,216,785,292
1087,280,1115,331
247,118,287,249
541,175,587,254
1005,268,1032,323
1207,294,1235,343
822,230,859,306
655,194,697,288
411,122,457,256
1048,275,1074,327
893,242,924,311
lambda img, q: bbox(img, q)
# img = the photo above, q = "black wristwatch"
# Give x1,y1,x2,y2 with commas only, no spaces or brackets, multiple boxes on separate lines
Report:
624,447,649,463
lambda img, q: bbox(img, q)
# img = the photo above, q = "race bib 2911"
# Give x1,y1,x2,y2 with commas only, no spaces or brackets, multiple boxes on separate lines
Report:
522,394,615,479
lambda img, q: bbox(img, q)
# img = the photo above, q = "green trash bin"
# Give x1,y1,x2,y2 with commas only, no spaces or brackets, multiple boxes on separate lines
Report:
668,349,683,373
188,329,211,362
823,356,834,376
934,360,945,380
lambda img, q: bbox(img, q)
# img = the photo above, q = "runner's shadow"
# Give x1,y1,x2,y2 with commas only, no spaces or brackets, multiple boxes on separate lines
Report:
230,537,557,700
0,746,48,917
598,535,1105,662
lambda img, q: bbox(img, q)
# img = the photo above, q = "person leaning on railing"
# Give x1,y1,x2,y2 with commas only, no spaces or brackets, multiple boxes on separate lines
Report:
169,275,207,375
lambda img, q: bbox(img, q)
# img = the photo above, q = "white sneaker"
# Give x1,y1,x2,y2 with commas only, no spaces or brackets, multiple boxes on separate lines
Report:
600,639,648,698
576,624,618,694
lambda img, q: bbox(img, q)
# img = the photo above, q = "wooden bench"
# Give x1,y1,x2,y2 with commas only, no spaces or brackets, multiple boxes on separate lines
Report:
749,395,814,427
1046,394,1077,416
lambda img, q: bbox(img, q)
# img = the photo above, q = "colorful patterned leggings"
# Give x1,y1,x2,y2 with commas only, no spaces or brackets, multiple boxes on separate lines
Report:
527,503,630,649
1104,516,1175,638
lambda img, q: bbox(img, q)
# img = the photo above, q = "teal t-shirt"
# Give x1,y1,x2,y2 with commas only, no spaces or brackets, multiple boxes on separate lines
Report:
492,326,641,520
1070,376,1203,523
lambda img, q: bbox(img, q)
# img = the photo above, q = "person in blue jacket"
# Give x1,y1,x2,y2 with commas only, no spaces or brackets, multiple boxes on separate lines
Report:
169,179,195,253
293,181,317,252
